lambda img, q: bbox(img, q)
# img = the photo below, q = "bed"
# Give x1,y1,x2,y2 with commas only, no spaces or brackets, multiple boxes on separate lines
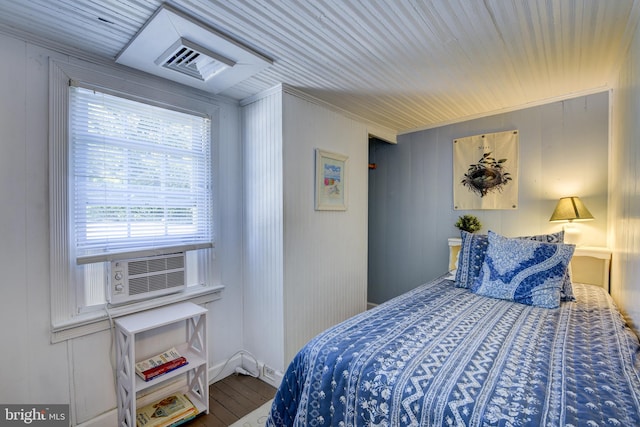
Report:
267,231,640,426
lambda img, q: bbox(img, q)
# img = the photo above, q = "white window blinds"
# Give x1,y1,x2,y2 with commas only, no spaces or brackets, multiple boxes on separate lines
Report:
69,86,213,259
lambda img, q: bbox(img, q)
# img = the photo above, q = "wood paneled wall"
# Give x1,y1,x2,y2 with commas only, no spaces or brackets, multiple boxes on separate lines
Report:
0,32,245,425
610,24,640,334
242,88,286,372
242,86,370,371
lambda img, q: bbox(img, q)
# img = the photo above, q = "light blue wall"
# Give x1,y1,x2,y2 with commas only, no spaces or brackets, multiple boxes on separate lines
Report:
368,92,609,304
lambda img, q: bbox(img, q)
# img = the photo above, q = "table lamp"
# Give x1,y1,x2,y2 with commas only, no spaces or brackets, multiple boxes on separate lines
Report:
549,196,594,244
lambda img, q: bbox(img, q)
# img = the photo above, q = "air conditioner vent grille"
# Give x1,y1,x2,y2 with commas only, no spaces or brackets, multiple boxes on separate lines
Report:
115,5,273,94
108,253,186,304
167,271,185,288
129,277,151,295
166,256,185,270
155,38,236,82
127,255,185,276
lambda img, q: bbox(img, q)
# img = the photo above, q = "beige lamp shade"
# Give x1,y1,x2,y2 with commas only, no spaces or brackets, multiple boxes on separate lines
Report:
549,196,594,222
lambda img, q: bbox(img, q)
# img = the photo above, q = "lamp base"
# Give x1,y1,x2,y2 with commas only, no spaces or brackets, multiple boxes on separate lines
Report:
563,223,581,245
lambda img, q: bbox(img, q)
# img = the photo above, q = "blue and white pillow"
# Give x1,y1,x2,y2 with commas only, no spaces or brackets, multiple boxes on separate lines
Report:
454,231,489,289
454,229,575,301
525,231,575,301
470,231,575,309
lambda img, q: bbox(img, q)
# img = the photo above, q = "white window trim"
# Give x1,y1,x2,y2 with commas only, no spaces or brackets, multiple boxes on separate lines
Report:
49,59,224,342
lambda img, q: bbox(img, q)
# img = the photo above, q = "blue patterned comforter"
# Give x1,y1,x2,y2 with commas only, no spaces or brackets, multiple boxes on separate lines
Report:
267,277,640,426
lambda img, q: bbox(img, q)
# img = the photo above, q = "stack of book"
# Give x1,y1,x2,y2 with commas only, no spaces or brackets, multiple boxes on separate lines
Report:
136,393,198,427
135,347,188,382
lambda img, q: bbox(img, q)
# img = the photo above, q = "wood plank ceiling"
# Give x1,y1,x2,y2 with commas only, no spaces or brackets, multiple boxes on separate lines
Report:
0,0,638,134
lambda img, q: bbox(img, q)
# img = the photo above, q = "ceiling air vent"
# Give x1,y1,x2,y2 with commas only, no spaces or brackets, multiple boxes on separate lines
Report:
116,4,272,94
155,38,236,82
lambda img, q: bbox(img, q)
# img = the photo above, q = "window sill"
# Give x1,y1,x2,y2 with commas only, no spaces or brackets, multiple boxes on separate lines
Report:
50,285,224,343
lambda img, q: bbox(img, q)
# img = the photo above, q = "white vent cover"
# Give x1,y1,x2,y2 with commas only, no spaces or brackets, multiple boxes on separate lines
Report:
116,4,272,94
108,253,186,305
155,38,236,81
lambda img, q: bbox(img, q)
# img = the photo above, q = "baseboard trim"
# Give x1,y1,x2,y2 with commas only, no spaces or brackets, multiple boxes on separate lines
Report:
209,351,244,383
75,409,116,427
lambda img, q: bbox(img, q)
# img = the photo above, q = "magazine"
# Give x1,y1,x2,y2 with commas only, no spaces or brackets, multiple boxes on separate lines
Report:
135,347,183,379
136,393,198,427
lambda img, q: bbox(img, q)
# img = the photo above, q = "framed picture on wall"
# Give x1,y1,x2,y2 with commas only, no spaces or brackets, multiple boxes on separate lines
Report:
453,130,519,210
315,149,348,211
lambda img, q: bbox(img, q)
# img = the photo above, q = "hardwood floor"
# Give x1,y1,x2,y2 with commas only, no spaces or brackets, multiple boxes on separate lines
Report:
189,374,277,426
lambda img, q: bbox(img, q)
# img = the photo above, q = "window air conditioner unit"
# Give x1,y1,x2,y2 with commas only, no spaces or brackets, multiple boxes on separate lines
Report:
108,253,186,305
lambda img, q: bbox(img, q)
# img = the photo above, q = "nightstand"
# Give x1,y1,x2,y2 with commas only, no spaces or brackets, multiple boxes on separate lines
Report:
571,246,611,292
448,237,462,271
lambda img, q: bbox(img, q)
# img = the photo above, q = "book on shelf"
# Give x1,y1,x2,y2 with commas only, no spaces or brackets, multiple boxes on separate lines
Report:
135,347,188,381
138,357,188,381
136,393,198,427
135,347,182,373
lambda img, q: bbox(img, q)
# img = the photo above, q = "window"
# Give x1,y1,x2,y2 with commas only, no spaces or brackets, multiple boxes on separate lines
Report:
70,86,213,257
49,60,221,339
69,86,213,308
